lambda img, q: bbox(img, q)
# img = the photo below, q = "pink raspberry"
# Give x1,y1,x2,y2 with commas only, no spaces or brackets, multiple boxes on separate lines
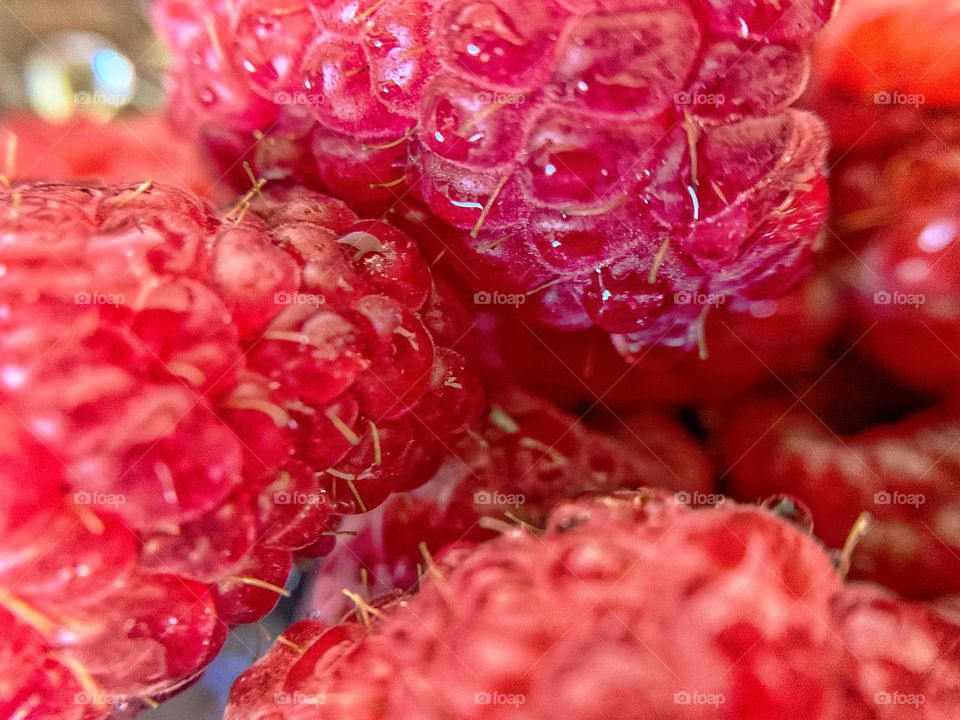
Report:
720,360,960,599
227,495,931,720
306,389,714,620
0,180,482,716
155,0,834,352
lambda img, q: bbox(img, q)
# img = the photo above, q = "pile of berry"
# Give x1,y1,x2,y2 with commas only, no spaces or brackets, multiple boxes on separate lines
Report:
3,0,960,717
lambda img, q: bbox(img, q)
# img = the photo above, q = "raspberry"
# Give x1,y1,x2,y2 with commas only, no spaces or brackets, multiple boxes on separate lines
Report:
156,0,833,351
306,390,714,619
0,180,482,715
0,114,218,201
810,0,960,394
227,495,927,720
827,130,960,393
477,274,842,408
720,361,960,599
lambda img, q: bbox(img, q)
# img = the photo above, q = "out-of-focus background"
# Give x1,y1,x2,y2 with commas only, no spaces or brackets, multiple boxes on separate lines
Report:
0,2,300,717
0,1,162,121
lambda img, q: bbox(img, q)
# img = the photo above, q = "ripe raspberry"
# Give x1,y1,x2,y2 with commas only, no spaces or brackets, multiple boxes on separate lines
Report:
477,273,842,408
827,131,960,393
306,390,714,620
0,114,218,201
0,180,481,716
156,0,833,351
810,0,960,394
227,495,918,720
720,361,960,599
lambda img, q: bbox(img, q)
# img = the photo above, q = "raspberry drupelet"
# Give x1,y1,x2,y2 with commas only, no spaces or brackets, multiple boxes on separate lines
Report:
305,389,715,621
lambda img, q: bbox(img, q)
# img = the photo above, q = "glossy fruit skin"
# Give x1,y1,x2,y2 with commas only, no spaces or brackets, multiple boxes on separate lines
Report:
155,0,834,352
306,389,715,620
227,495,960,720
0,181,482,717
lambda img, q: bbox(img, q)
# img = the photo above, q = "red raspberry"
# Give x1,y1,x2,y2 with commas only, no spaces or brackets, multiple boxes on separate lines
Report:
810,0,960,395
720,362,960,599
227,495,914,720
0,114,218,201
155,0,833,351
306,390,714,620
0,181,482,716
828,133,960,394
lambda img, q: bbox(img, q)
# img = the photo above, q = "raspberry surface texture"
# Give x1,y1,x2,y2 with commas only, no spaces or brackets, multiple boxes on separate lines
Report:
0,180,481,717
720,363,960,599
228,495,960,720
306,390,714,620
155,0,834,352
